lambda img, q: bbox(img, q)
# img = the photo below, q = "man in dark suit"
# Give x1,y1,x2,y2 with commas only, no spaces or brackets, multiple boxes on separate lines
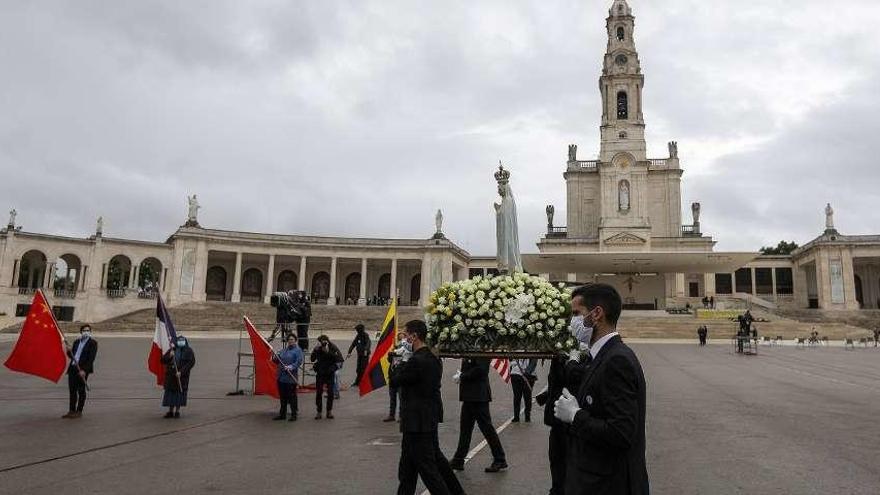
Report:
449,358,507,473
390,320,464,495
63,324,98,419
554,283,649,495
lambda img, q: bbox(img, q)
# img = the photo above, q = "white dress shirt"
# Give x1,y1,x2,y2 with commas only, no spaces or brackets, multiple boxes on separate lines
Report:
589,331,619,360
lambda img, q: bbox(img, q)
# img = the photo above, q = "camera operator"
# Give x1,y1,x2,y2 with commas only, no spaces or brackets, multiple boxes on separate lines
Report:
295,291,312,351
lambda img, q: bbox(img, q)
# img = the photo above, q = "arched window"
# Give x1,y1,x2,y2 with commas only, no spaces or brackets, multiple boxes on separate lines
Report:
378,273,391,300
410,274,421,305
241,268,263,301
344,272,361,304
277,270,297,292
617,91,628,119
311,271,331,302
206,266,227,301
616,26,625,41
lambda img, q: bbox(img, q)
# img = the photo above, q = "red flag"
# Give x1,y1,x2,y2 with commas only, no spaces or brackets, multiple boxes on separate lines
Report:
244,316,279,399
3,290,67,382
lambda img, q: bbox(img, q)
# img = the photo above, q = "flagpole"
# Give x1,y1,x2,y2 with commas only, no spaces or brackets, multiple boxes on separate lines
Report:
42,290,90,391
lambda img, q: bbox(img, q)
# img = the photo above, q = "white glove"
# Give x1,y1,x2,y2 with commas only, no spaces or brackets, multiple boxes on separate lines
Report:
452,370,462,384
554,388,581,424
284,365,294,371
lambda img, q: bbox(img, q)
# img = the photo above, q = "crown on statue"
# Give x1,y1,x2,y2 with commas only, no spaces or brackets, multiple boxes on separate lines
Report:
494,161,511,184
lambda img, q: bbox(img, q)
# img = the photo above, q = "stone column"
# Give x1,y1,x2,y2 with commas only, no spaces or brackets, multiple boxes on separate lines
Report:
132,264,140,289
674,273,685,298
750,267,757,296
44,261,55,288
771,268,778,301
298,256,307,291
80,266,88,292
192,240,209,301
389,258,398,303
816,250,830,309
327,257,338,305
566,273,577,283
264,254,276,303
101,263,109,290
11,258,20,287
841,248,859,310
730,272,737,294
703,273,716,297
231,252,243,303
419,255,431,307
358,257,368,306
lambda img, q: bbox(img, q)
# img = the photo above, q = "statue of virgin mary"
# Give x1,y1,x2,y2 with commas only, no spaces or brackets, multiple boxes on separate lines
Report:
494,163,523,274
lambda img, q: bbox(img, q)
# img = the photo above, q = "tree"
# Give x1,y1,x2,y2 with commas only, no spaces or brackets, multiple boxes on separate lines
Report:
760,241,799,255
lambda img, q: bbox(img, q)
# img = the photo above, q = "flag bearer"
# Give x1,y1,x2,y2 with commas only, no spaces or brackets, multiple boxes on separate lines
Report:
63,325,98,419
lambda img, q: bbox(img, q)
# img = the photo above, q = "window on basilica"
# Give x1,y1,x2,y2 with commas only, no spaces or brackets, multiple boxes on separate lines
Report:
617,27,625,41
617,91,628,119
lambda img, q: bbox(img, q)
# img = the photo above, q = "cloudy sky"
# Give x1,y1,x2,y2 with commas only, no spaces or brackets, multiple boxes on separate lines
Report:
2,0,879,255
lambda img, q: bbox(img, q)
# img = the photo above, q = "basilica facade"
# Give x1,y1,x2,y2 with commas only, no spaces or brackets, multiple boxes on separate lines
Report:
1,0,877,325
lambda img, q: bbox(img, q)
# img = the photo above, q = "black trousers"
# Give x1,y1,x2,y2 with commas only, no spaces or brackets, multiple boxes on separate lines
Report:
354,353,370,385
398,429,463,495
297,325,309,351
548,425,567,495
315,373,335,413
68,369,88,412
511,375,532,420
277,380,298,417
452,402,506,463
389,385,400,417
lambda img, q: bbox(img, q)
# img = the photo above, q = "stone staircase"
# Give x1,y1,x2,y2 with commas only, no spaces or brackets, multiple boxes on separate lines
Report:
76,302,426,335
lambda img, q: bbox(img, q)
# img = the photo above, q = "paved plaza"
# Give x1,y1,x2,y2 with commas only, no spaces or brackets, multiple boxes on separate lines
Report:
1,336,878,495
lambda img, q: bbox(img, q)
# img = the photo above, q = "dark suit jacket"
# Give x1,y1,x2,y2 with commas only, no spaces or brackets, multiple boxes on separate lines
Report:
162,347,196,392
565,335,649,495
67,337,98,374
458,358,491,402
389,347,443,433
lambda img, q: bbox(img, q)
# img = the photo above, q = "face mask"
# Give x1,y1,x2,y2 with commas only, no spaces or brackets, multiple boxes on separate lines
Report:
81,331,91,339
569,315,594,345
176,339,186,347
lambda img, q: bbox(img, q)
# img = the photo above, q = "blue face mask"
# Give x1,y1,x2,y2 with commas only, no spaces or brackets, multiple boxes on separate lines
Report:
176,339,186,347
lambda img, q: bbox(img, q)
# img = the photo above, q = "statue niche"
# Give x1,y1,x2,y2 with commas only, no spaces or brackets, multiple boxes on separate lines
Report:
618,180,631,211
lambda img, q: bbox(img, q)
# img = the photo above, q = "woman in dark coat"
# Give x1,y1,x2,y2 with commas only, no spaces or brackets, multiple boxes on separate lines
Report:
162,335,196,418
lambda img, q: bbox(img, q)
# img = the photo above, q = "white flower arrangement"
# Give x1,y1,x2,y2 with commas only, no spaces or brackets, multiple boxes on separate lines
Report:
426,273,575,354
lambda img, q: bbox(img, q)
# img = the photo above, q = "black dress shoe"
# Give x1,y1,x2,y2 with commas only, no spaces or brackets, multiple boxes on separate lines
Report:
273,415,286,421
288,416,297,422
511,417,520,423
485,461,508,473
164,412,174,418
174,411,180,418
449,459,465,471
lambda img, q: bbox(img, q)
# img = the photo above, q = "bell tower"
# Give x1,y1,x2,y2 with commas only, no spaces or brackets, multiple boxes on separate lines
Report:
598,0,646,163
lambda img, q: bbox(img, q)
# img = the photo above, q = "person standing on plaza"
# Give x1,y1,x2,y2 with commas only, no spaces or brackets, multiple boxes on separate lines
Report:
272,334,303,421
384,332,410,422
347,323,372,387
553,283,649,494
311,335,343,419
449,357,507,473
697,325,707,346
390,320,464,495
62,325,98,419
161,335,195,418
510,358,537,423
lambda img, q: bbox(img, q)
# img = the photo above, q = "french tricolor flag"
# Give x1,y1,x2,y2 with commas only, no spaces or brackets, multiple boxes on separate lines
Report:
148,296,178,386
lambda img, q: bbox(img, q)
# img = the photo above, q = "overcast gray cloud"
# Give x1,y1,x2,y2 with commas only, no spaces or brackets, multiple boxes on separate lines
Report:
2,0,879,255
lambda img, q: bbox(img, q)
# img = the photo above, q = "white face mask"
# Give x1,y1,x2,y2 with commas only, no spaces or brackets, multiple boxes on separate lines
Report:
81,331,91,339
569,315,593,346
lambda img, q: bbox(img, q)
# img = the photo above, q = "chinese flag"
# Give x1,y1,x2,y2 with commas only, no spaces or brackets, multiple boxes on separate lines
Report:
3,290,67,382
244,316,279,399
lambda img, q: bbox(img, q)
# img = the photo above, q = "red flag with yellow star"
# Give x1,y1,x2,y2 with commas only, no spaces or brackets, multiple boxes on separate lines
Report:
3,290,67,382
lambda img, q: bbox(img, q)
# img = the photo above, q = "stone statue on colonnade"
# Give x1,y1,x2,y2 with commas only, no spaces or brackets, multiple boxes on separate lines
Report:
493,162,522,274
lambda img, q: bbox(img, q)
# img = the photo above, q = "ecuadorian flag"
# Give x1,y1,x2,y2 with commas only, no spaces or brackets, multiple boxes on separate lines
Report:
358,300,397,396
